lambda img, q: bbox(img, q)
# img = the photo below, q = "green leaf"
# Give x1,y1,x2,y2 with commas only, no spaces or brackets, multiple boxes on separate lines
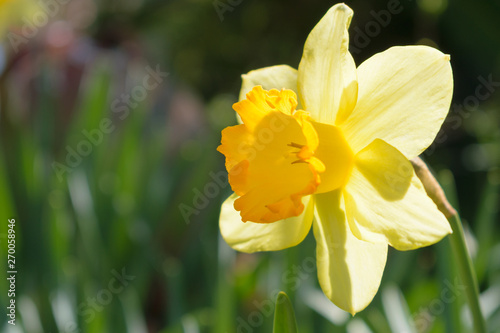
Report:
273,291,298,333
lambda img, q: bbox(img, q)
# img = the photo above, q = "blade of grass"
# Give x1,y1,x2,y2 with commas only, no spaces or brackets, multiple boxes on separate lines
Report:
300,287,349,326
437,169,464,333
381,284,416,333
474,179,499,282
213,235,235,333
273,292,298,333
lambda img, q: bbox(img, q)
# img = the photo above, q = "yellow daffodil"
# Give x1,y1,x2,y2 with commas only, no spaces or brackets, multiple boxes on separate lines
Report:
217,3,453,314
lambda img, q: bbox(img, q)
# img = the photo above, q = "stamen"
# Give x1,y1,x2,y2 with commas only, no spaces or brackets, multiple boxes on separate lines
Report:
288,142,304,149
289,143,313,166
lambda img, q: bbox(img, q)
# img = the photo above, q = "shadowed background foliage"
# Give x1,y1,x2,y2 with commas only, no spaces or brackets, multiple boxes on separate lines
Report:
0,0,499,332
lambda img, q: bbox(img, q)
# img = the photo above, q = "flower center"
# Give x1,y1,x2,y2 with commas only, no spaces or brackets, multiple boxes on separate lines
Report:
311,121,354,193
217,86,353,223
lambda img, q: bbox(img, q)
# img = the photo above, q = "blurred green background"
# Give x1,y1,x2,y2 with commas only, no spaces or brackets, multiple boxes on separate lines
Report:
0,0,499,332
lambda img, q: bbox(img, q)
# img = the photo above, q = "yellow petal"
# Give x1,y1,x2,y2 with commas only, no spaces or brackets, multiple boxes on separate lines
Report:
298,3,358,125
220,193,314,253
341,46,453,159
343,139,452,251
239,65,299,102
313,190,387,315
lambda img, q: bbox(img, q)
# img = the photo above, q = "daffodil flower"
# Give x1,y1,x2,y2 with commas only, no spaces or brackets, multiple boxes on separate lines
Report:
217,3,453,314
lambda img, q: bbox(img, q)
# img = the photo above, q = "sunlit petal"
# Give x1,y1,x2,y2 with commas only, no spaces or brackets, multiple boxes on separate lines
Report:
239,65,299,101
220,193,314,253
341,46,453,158
298,3,357,125
313,190,387,314
344,139,452,250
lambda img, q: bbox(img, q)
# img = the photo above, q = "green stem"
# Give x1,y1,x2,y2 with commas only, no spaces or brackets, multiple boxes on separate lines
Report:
411,158,486,332
448,213,486,333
